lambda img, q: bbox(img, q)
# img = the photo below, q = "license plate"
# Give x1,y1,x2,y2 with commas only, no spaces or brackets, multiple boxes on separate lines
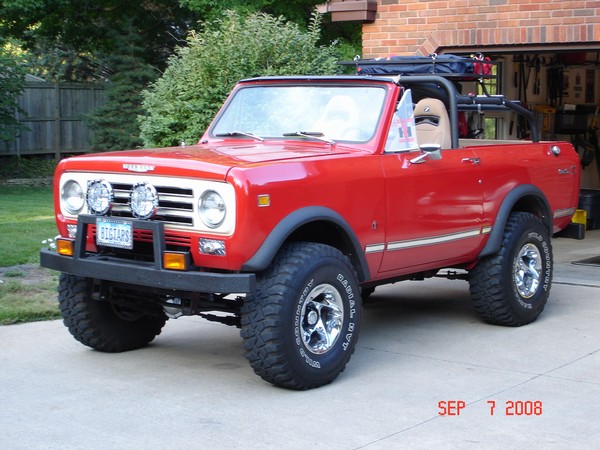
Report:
96,218,133,249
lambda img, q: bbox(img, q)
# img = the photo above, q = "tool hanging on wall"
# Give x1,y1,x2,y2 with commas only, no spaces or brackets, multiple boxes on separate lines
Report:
532,56,542,96
547,58,563,107
516,55,532,139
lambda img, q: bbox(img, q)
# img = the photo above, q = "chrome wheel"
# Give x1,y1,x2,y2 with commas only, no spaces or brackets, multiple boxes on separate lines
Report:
300,283,344,355
514,243,542,298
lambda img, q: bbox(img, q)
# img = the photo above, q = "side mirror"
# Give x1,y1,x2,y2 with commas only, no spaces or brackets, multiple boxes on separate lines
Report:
409,144,442,164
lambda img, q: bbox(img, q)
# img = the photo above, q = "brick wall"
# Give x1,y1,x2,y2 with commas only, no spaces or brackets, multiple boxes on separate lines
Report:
362,0,600,57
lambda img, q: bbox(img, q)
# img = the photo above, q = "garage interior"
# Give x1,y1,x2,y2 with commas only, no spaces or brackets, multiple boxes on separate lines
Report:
320,0,600,235
460,49,600,235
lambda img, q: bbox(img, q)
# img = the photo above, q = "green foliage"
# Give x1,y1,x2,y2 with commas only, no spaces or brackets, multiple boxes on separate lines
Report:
0,186,55,267
1,1,361,82
0,185,59,324
24,42,101,82
180,0,321,24
0,48,26,144
0,156,57,179
0,0,196,80
85,30,158,151
87,59,157,151
139,11,340,148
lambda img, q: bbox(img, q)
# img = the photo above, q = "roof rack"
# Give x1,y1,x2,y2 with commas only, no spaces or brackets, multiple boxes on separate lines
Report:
338,54,497,86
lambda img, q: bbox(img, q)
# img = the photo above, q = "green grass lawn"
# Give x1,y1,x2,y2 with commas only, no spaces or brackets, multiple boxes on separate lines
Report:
0,185,61,324
0,185,57,266
0,269,61,325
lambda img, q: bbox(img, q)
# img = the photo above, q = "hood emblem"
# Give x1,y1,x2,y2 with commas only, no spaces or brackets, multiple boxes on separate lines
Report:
123,164,155,173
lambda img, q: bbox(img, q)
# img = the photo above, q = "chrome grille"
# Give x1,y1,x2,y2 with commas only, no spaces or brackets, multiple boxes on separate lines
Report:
109,182,195,226
89,225,192,247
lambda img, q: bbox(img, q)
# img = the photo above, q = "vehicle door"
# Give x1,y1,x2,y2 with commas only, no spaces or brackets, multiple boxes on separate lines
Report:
378,91,486,275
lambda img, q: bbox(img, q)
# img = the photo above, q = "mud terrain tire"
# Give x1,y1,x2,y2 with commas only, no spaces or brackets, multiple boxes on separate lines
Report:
58,273,167,352
469,212,552,326
241,242,362,390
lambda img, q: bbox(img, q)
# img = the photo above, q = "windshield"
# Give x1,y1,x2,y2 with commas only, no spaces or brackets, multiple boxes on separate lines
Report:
210,84,387,143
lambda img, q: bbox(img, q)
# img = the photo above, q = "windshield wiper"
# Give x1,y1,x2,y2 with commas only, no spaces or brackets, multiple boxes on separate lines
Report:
282,131,335,145
215,131,264,142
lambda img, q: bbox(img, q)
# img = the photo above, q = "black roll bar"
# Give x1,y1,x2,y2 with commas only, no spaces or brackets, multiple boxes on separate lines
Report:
395,75,460,148
457,94,539,142
394,75,540,147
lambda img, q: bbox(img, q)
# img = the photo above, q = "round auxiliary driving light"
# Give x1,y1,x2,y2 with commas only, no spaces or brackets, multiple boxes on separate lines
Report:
86,179,113,215
130,182,158,219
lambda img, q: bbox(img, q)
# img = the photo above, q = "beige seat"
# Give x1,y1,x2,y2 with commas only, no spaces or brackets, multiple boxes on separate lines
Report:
414,98,451,149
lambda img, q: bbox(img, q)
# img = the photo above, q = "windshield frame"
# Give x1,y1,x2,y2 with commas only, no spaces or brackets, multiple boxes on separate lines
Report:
207,80,391,145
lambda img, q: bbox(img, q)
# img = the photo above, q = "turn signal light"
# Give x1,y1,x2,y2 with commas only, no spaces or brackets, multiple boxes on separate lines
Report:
56,238,74,256
163,252,189,271
257,194,270,207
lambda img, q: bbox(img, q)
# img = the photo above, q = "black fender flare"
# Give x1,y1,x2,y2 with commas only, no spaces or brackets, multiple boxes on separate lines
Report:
479,184,552,258
241,206,370,281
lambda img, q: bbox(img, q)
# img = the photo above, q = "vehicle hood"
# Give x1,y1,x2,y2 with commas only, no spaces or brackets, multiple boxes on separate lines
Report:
58,142,354,180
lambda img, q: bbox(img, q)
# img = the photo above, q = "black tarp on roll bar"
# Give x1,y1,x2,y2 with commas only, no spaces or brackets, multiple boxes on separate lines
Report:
339,54,497,81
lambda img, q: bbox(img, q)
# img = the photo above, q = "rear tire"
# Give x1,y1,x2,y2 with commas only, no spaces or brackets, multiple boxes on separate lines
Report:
58,273,167,352
469,212,552,326
241,242,361,390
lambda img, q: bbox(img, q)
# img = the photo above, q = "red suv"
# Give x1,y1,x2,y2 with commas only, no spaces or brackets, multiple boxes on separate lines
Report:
41,71,580,389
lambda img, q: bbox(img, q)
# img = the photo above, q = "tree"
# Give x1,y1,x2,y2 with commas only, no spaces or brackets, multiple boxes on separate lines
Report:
180,0,361,59
139,11,340,148
0,0,196,80
1,1,192,151
0,48,26,148
85,51,157,151
180,0,324,24
1,1,359,152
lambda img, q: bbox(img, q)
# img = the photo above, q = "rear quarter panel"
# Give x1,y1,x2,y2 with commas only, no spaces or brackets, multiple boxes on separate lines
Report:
467,141,580,233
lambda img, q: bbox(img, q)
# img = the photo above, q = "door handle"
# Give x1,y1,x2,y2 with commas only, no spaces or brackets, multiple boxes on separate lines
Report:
461,157,480,165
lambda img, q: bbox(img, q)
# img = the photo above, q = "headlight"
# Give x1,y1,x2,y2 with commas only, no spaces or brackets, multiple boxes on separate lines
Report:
62,180,85,214
130,182,159,219
199,190,226,228
86,179,113,215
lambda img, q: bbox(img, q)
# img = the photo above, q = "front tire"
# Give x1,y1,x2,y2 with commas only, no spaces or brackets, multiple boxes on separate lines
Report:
241,242,362,390
469,212,552,326
58,273,167,352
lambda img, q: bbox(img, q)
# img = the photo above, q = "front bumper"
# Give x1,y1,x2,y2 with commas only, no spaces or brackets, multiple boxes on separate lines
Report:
40,249,255,293
40,215,255,294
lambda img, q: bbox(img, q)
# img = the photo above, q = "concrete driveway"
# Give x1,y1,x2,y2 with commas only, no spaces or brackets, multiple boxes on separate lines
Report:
1,234,599,449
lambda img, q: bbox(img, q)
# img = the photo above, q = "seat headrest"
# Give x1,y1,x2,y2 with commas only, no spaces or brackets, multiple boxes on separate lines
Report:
414,98,451,149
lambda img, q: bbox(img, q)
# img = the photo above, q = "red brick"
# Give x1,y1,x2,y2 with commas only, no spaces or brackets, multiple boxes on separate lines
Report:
362,0,600,54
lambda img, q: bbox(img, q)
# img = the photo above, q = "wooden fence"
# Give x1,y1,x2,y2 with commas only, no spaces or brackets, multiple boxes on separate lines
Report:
3,82,106,159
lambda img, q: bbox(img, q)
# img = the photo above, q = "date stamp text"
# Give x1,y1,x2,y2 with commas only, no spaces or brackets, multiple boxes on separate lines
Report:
438,400,543,416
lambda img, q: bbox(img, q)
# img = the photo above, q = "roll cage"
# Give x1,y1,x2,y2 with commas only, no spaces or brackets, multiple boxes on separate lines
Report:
340,55,539,148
